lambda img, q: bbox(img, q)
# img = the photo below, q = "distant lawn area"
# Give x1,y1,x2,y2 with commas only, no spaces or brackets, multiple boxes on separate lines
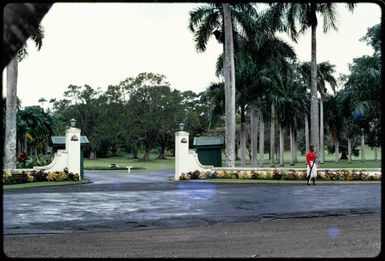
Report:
84,152,175,171
84,147,381,172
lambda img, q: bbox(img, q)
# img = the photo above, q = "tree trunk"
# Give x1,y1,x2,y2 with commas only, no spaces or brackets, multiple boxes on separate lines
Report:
143,146,150,161
290,124,294,166
258,112,264,167
310,12,320,165
89,151,97,160
250,109,259,167
222,3,236,168
240,106,246,167
320,100,325,163
132,145,139,159
374,146,378,161
4,56,18,170
347,138,352,163
305,113,309,153
158,146,166,160
279,123,284,166
293,128,297,163
361,130,365,162
270,103,275,167
335,140,340,162
24,136,28,156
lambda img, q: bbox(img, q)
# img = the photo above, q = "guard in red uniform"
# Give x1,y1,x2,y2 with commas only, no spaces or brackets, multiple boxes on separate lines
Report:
306,145,317,185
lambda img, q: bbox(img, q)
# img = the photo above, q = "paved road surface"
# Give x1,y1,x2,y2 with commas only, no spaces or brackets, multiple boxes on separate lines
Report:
3,169,382,258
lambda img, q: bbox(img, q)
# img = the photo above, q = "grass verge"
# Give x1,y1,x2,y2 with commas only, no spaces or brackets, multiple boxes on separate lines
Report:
167,176,380,184
3,179,90,190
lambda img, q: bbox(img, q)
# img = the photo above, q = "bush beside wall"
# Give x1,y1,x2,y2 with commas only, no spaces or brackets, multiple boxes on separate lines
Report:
179,169,381,181
3,170,80,185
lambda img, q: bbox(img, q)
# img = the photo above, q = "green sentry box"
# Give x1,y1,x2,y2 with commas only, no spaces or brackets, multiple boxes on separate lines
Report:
193,136,224,167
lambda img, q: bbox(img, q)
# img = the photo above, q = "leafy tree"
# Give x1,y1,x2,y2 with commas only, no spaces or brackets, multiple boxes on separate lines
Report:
123,73,184,161
17,106,54,164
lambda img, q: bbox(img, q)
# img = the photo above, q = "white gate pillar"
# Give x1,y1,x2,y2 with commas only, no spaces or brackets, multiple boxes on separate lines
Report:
65,126,81,175
175,130,212,180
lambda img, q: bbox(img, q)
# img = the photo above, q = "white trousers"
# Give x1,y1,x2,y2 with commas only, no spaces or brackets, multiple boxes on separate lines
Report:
306,161,317,178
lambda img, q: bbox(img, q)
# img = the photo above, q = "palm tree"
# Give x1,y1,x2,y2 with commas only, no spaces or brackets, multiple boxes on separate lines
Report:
3,3,52,69
215,8,297,167
300,61,338,163
269,3,355,165
4,25,45,170
222,3,236,167
189,3,257,167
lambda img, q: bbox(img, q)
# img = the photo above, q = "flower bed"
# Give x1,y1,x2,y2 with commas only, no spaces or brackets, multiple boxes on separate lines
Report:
3,169,80,185
179,169,381,181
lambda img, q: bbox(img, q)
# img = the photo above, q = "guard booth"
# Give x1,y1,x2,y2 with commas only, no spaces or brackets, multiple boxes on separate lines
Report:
51,136,90,179
193,136,224,167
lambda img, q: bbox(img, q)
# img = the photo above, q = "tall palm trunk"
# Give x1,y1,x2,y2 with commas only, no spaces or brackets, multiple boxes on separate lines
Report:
250,109,259,167
320,99,325,163
4,56,18,170
270,103,275,167
305,113,309,153
293,128,297,163
279,123,284,166
347,138,352,163
222,3,236,167
310,5,320,164
258,112,264,167
335,140,340,162
240,105,246,167
360,129,365,162
290,123,294,166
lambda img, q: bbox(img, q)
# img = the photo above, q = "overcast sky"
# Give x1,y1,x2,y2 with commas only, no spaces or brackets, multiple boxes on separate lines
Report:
2,2,381,108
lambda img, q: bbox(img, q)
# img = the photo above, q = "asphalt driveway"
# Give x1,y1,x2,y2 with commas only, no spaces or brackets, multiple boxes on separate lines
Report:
3,169,381,235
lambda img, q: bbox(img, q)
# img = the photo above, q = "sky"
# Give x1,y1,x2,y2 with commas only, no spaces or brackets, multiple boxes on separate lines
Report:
2,2,382,108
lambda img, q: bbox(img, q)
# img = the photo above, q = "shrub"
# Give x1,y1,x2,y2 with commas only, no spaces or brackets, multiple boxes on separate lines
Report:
231,171,239,179
272,170,282,180
68,173,80,181
216,171,226,179
190,170,200,179
3,171,11,184
241,171,251,179
344,170,353,181
338,170,346,181
352,171,362,180
250,171,259,179
360,173,369,181
199,171,209,179
327,171,338,181
26,173,35,182
31,170,48,181
179,173,190,181
207,171,217,179
286,171,297,180
6,172,29,184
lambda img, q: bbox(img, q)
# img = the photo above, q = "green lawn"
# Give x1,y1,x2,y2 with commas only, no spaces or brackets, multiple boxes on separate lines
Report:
84,146,381,172
84,153,175,172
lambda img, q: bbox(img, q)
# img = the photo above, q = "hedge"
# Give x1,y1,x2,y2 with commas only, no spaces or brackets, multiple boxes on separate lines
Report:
3,169,80,185
179,169,381,181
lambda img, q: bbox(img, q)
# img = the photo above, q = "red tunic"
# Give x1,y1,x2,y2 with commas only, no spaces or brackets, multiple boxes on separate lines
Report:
306,151,316,167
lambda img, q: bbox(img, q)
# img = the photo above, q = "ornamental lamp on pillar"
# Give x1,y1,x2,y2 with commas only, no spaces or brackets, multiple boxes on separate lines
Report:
70,118,76,127
179,123,185,131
